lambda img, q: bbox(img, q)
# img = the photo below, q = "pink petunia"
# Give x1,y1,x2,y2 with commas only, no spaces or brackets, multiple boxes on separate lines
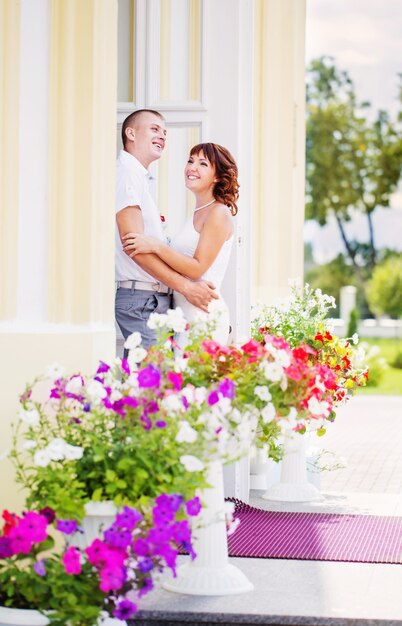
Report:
63,546,82,575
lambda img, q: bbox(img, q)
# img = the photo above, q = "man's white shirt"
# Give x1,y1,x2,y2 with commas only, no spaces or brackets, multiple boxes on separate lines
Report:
115,150,165,282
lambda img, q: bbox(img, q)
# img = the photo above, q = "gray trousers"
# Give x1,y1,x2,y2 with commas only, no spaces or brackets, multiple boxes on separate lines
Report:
115,287,172,355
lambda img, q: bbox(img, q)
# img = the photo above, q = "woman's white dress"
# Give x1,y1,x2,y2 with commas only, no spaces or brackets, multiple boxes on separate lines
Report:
171,215,233,348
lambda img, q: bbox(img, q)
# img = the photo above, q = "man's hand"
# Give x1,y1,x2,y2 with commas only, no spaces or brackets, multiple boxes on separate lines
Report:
182,280,218,312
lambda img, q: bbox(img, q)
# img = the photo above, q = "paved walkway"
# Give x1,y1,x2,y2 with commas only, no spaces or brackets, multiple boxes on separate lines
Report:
134,395,402,624
319,395,402,494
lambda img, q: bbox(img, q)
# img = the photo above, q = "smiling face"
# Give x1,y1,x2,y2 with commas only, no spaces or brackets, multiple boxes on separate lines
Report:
184,150,217,195
125,111,167,168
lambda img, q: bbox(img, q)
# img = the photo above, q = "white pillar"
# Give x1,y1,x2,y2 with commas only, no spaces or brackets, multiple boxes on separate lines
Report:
340,285,357,336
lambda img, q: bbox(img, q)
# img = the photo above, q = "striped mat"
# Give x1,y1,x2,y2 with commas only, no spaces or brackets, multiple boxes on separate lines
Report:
226,500,402,564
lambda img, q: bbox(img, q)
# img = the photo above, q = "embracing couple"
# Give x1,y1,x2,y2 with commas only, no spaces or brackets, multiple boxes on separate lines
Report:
115,109,239,352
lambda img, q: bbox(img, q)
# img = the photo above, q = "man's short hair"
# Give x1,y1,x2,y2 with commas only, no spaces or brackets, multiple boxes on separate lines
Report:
121,109,165,147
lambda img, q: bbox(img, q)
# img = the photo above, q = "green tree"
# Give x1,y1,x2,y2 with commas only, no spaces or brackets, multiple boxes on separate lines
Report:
366,256,402,318
306,57,402,290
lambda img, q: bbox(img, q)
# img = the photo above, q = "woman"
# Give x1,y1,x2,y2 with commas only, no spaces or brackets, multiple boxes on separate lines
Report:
122,142,239,347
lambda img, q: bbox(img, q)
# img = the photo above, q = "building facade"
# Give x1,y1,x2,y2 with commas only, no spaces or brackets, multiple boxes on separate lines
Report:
0,0,306,507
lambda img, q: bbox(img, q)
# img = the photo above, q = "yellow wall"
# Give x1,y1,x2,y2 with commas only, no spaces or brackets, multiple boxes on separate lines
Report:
252,0,306,304
0,0,19,321
0,0,118,512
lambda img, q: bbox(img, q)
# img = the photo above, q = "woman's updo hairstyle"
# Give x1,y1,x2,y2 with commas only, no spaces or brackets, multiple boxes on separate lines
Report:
189,143,239,216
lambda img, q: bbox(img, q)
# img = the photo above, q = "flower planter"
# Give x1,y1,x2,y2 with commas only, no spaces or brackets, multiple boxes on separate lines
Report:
0,607,124,626
262,430,323,502
163,460,253,596
73,501,118,548
0,607,49,626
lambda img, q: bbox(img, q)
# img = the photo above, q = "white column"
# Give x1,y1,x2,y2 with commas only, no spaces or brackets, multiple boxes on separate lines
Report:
17,0,49,323
204,0,254,343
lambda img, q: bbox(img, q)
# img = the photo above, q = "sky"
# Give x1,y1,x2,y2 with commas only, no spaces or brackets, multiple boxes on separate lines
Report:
305,0,402,263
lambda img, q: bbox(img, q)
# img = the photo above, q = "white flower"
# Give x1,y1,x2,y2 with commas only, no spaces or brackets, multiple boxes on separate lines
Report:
87,380,107,403
229,408,242,424
352,333,359,345
124,331,142,350
147,312,168,330
22,439,37,450
46,438,67,461
194,387,207,404
110,389,123,403
314,375,326,393
176,421,198,443
223,501,235,516
34,449,52,467
174,357,188,372
19,407,40,426
308,396,330,417
254,386,272,402
227,517,241,536
212,396,232,416
279,407,298,430
127,347,148,366
63,443,84,460
259,361,283,382
166,307,187,333
275,349,291,368
179,455,205,472
261,403,276,423
45,362,65,379
161,394,182,414
65,375,84,395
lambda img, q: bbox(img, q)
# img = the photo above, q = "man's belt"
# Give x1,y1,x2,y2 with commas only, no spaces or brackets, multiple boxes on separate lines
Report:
116,280,172,295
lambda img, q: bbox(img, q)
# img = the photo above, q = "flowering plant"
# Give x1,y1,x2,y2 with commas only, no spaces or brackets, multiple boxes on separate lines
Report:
251,282,368,414
156,314,341,454
0,494,200,625
11,309,259,522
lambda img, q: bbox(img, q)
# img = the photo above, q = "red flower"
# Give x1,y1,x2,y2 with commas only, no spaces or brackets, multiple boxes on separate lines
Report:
1,510,19,536
160,215,166,223
314,333,324,343
342,356,352,370
292,343,316,363
201,339,221,356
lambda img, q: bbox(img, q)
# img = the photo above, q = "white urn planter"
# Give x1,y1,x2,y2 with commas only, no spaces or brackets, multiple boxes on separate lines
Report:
262,430,323,502
163,460,253,596
73,501,118,548
0,607,124,626
0,607,49,626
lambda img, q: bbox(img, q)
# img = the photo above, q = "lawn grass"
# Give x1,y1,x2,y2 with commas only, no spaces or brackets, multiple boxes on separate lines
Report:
357,337,402,395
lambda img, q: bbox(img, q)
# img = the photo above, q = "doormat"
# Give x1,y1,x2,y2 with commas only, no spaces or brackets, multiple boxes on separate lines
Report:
226,500,402,564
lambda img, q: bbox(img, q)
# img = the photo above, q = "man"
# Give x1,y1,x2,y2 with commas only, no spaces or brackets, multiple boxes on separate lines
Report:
115,109,217,349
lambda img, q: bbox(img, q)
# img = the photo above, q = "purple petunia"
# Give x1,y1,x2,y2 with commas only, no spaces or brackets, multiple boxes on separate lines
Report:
113,598,138,620
121,359,131,375
39,506,56,524
114,506,143,530
185,496,202,517
56,519,79,535
103,526,132,550
137,576,154,598
207,390,220,405
137,364,161,389
138,556,154,573
96,361,110,374
0,536,13,558
33,559,47,577
218,377,236,399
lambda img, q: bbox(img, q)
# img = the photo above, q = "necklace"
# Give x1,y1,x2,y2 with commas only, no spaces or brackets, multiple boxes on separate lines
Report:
194,199,216,212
